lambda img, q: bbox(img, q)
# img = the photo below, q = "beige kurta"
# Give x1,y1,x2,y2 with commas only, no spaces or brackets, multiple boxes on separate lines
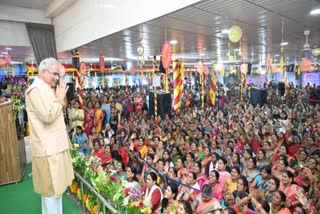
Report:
26,77,74,197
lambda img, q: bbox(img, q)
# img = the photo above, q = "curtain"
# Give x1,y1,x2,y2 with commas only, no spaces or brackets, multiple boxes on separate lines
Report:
25,23,57,64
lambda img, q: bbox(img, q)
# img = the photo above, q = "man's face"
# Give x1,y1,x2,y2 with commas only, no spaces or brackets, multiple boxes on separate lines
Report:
43,64,60,88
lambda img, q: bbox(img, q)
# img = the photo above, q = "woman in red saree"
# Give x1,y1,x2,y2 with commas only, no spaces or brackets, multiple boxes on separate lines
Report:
84,101,95,135
101,144,113,167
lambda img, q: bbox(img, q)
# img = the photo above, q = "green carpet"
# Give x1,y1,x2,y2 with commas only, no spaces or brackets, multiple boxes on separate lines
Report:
0,164,80,214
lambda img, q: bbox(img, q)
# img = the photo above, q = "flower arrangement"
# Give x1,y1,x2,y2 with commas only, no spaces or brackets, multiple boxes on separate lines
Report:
70,148,152,214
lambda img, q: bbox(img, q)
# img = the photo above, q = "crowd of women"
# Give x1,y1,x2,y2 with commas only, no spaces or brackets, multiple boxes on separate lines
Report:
68,83,320,214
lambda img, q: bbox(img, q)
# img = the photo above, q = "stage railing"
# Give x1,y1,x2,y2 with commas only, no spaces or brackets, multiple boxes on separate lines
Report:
74,171,118,214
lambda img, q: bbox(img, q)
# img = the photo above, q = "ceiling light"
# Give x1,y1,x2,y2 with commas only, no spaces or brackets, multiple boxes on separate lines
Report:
1,52,8,54
0,54,3,57
281,42,288,46
310,8,320,15
274,54,280,57
170,40,178,45
222,29,229,34
5,47,12,51
200,53,205,56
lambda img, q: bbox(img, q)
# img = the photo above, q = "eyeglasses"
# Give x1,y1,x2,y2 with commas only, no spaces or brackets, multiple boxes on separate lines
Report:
45,69,60,78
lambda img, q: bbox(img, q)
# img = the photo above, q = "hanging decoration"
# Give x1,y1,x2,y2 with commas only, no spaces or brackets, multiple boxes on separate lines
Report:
77,61,87,108
173,59,182,113
99,55,105,88
161,40,172,92
228,25,243,43
196,60,204,74
300,58,314,72
209,68,217,106
279,18,285,76
240,63,247,103
161,41,172,70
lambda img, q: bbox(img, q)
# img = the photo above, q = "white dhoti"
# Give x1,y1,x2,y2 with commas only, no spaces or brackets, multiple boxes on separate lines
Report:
41,195,62,214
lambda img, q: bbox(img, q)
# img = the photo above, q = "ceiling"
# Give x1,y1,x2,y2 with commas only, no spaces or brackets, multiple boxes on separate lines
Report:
0,0,52,10
1,0,320,67
58,0,320,67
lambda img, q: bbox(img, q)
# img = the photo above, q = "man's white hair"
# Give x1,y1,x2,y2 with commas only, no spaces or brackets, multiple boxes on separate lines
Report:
38,57,60,74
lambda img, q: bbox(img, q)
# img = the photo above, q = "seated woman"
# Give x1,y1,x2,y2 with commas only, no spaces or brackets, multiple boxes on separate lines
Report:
261,190,291,214
224,167,241,195
100,144,113,167
192,184,222,214
177,200,193,214
72,125,90,156
124,166,141,189
251,165,272,191
92,139,105,161
192,161,208,189
279,170,299,210
208,170,224,201
265,176,280,203
141,172,163,214
159,183,179,214
242,157,261,187
176,171,200,202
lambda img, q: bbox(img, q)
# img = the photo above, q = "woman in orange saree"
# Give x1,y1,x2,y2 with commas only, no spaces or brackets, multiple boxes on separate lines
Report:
94,101,104,134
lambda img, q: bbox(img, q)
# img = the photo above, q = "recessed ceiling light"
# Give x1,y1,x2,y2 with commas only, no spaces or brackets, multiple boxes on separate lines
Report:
281,42,288,46
170,40,178,45
274,54,280,57
310,8,320,15
5,47,12,51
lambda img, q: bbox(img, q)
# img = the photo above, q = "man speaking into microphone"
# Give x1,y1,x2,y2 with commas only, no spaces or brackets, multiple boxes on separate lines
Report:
26,57,74,214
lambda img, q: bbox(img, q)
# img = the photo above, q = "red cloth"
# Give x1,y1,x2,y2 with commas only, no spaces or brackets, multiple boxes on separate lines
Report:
93,149,105,161
288,144,301,159
101,154,112,166
120,147,129,167
250,137,262,153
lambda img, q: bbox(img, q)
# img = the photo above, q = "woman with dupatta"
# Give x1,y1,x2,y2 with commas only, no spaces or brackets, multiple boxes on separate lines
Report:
141,172,163,214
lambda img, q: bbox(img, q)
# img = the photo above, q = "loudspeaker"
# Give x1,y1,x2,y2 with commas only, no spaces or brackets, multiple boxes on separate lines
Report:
271,81,285,96
277,82,285,96
72,57,80,69
149,91,171,119
288,64,295,72
66,83,75,101
247,63,252,75
249,88,267,106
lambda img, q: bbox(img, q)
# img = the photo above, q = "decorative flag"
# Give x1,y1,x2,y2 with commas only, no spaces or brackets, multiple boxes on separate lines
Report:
209,69,217,106
279,47,284,76
173,60,182,112
100,55,105,88
180,63,185,92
